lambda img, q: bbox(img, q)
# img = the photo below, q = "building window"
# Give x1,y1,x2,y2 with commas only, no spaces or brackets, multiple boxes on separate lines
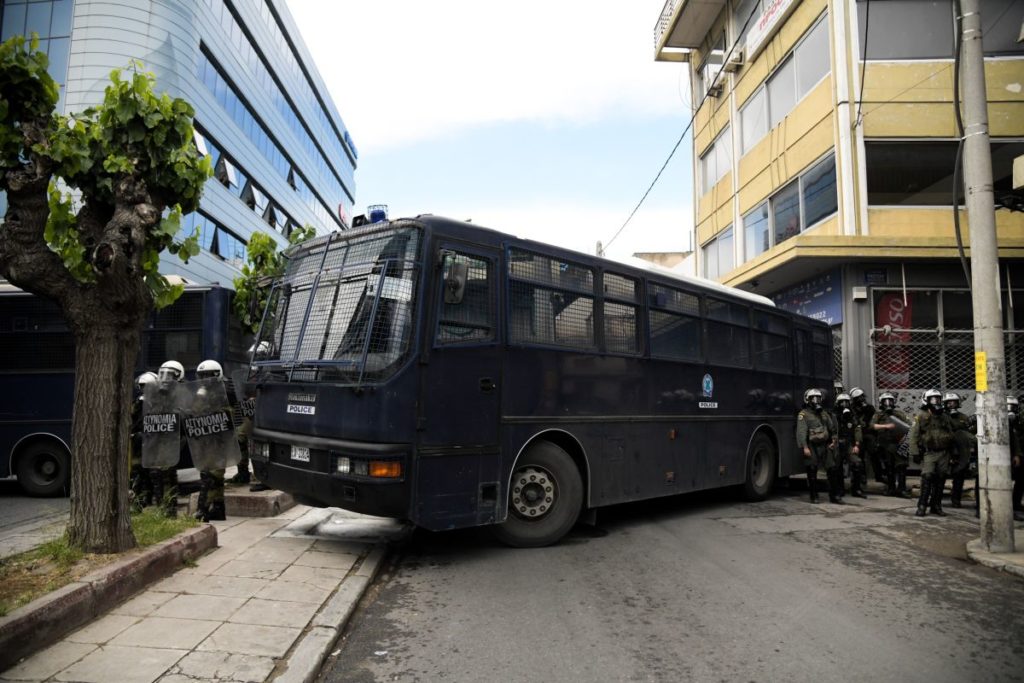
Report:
696,32,726,98
703,226,734,280
739,15,829,155
1,0,74,107
857,0,1024,59
740,154,837,262
744,202,770,260
700,127,732,194
733,0,762,47
865,141,1024,206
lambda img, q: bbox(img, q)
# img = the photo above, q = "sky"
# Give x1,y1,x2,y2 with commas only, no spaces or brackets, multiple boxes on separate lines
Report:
286,0,695,261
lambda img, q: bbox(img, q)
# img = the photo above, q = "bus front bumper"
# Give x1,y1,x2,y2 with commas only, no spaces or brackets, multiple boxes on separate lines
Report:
260,459,409,519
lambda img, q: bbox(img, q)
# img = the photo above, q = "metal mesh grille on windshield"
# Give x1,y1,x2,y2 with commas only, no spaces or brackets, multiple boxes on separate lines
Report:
254,225,421,385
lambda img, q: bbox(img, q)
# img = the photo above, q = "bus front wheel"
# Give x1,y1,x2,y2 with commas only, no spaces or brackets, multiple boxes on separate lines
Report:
492,442,582,548
16,441,70,497
742,432,776,501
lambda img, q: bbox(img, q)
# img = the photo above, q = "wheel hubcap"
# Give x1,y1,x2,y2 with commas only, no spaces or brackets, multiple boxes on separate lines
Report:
34,455,58,483
511,466,557,520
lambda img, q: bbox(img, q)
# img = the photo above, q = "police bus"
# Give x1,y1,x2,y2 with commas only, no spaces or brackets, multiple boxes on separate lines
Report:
248,216,834,546
0,284,248,496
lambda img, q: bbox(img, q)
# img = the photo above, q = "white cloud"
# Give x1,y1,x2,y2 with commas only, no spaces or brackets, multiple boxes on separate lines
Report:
286,0,688,153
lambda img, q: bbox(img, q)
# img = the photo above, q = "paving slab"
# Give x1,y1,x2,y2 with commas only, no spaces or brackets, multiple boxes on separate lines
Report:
109,590,176,618
198,623,302,658
154,571,270,599
1,641,96,681
65,614,141,644
153,594,247,621
212,559,290,580
111,616,222,650
292,549,359,571
159,650,275,683
53,644,186,683
277,564,347,591
255,579,332,605
228,598,321,628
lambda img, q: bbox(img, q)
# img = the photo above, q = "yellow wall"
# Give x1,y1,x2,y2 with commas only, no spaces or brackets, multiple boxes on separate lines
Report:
861,59,1024,138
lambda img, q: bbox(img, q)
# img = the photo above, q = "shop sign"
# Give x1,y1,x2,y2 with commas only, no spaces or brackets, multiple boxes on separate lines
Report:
772,268,843,325
746,0,800,60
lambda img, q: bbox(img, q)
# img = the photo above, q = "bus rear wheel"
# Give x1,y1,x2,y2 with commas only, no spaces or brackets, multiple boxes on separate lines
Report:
492,442,582,548
17,441,70,497
742,432,776,501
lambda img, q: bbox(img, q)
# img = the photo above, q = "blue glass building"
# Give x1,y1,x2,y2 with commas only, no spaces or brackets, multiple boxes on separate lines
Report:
0,0,358,286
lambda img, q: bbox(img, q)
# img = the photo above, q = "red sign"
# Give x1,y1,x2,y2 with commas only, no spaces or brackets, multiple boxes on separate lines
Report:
875,293,913,389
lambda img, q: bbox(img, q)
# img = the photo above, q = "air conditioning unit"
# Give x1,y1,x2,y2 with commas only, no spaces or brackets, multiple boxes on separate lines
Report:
707,83,724,98
723,49,745,73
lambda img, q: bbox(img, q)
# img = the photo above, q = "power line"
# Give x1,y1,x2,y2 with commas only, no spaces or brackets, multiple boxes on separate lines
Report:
604,3,761,253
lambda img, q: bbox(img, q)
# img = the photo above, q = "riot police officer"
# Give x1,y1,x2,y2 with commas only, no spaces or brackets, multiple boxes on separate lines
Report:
130,371,157,508
870,393,911,498
944,392,976,508
835,393,867,499
909,389,956,517
150,360,185,517
193,359,231,522
796,388,838,504
851,387,883,484
1009,397,1024,521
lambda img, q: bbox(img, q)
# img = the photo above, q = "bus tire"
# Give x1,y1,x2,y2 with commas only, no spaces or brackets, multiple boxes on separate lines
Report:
492,442,583,548
742,432,776,502
16,441,70,497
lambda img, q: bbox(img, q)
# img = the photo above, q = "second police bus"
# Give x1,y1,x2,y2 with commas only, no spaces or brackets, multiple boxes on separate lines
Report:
248,216,834,546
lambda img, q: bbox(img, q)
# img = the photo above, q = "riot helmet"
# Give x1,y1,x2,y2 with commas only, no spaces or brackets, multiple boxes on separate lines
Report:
136,371,157,392
804,388,823,410
835,393,852,411
196,359,223,380
849,387,866,407
942,392,961,412
158,360,185,382
923,388,942,411
879,392,896,412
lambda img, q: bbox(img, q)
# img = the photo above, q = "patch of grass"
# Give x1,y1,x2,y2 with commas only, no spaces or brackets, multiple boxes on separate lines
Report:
131,507,198,547
0,507,199,617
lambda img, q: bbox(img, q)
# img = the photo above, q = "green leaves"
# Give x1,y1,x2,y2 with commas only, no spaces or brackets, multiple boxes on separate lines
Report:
233,226,316,333
0,34,58,169
42,183,93,283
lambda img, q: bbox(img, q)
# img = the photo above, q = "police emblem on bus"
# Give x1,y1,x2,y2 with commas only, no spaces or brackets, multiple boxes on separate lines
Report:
701,373,714,398
287,404,315,415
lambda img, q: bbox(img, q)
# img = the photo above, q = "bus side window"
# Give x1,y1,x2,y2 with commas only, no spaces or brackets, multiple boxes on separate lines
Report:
436,251,494,345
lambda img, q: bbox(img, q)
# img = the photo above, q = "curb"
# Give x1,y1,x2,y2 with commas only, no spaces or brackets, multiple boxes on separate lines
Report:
0,524,217,672
271,544,389,683
965,538,1024,580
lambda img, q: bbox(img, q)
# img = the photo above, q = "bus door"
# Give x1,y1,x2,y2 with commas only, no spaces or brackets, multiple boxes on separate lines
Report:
415,244,503,530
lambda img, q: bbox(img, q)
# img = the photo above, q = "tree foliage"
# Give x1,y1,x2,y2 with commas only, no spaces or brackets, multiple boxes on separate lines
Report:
0,35,211,553
233,224,316,333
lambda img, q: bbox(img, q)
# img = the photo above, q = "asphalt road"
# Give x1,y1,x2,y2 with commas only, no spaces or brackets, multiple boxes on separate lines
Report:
320,488,1024,683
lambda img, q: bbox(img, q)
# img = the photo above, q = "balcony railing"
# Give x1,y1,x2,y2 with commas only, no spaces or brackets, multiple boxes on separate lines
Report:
653,0,678,49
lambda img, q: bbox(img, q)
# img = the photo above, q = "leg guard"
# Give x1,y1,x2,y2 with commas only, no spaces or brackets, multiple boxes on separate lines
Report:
807,467,819,503
194,471,211,521
930,477,948,516
950,474,964,508
916,474,931,517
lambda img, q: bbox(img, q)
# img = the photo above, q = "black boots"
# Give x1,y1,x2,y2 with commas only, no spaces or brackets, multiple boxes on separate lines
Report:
807,467,820,504
930,477,948,516
194,473,210,521
950,475,965,508
206,500,226,521
851,466,868,498
828,468,845,505
916,474,932,517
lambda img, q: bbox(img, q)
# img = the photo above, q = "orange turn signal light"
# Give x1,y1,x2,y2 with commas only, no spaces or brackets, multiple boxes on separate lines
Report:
369,461,402,478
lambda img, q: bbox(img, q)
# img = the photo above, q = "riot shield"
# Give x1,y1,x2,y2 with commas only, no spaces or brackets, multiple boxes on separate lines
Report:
181,378,242,471
142,381,186,469
230,369,257,433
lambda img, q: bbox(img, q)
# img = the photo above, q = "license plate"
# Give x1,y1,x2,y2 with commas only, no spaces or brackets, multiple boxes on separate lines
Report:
290,446,310,462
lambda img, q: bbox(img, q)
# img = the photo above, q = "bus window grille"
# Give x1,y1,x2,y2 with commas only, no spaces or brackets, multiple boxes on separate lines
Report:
509,280,595,349
604,302,638,354
438,253,493,345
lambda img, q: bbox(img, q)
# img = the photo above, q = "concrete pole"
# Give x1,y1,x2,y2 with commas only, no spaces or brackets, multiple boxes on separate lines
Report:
961,0,1015,552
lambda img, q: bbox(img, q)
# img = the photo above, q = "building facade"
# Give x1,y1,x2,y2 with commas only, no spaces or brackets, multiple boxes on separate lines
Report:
655,0,1024,413
0,0,357,286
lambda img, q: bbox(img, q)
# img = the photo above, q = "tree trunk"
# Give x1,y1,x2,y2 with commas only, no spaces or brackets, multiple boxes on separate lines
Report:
66,322,139,553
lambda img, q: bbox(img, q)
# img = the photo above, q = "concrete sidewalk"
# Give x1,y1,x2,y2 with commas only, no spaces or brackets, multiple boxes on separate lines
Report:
1,506,410,683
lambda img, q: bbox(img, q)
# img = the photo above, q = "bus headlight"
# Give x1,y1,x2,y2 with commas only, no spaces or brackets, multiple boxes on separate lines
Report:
251,441,270,461
335,456,350,474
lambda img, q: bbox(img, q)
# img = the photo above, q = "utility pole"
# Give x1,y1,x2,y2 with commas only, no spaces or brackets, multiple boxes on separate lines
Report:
961,0,1015,552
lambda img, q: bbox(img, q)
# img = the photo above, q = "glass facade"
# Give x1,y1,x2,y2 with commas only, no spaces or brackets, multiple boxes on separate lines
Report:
1,0,74,109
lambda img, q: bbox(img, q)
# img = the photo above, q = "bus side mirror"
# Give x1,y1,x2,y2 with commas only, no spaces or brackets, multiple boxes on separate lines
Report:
443,255,468,305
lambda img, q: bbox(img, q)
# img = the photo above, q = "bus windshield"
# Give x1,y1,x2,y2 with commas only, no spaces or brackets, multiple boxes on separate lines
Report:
253,223,421,385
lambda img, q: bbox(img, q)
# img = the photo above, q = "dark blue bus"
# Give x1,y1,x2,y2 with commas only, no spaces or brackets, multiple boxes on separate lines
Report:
0,284,248,495
248,217,834,546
